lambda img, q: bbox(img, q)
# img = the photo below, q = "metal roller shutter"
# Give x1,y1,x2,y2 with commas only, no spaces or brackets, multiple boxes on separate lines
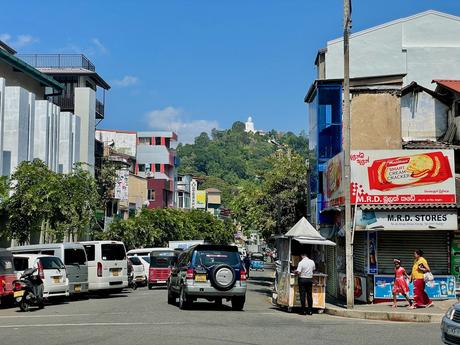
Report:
353,232,367,274
378,231,449,275
326,244,337,297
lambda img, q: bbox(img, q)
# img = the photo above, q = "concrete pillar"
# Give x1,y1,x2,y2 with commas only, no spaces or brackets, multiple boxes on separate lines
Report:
27,92,35,161
58,112,72,173
33,100,50,165
72,114,81,169
74,87,95,174
3,86,29,176
0,78,5,176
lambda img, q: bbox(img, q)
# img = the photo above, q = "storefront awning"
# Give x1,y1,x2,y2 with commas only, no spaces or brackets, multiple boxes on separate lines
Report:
294,237,336,246
359,204,456,210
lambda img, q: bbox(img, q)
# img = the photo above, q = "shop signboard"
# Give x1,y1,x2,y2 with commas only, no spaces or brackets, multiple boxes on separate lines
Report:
356,209,457,231
195,190,206,209
338,273,367,302
323,152,344,208
367,232,378,274
190,179,198,209
350,150,455,205
451,233,460,290
374,275,456,300
114,170,129,201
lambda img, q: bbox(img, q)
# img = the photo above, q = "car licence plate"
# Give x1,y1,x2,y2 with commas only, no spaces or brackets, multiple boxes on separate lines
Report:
446,326,460,337
74,285,81,293
13,290,24,298
112,270,119,277
195,274,207,282
53,277,61,284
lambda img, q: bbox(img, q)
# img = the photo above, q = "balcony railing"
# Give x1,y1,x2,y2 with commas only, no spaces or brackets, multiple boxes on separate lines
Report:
51,95,105,118
18,54,96,71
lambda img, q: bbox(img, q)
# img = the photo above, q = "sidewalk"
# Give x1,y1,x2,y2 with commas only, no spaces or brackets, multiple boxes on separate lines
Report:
325,299,456,323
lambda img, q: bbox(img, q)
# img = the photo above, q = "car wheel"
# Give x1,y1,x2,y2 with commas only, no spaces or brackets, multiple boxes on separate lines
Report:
231,296,245,311
38,300,45,309
179,287,191,310
148,284,154,290
19,299,29,312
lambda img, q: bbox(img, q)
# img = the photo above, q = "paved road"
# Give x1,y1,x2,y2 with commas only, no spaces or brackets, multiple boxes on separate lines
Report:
0,269,444,345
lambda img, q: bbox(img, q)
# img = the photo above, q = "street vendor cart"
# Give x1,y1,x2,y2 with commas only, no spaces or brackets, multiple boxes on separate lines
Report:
273,217,335,312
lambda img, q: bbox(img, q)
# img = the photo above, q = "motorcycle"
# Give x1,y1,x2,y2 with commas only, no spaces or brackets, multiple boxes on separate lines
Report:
13,267,45,312
128,271,137,291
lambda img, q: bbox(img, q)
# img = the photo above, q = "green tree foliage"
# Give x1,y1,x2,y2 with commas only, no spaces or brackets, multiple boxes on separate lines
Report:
3,160,101,243
231,151,308,240
176,122,308,205
103,208,235,250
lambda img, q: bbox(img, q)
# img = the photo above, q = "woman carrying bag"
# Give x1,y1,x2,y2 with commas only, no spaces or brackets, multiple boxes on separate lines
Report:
409,249,433,309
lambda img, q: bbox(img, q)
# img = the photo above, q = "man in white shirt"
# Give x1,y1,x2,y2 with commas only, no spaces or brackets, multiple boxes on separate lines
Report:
294,253,316,315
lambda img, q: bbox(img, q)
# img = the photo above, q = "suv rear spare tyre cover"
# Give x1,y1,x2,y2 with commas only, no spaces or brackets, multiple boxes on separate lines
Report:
210,264,236,291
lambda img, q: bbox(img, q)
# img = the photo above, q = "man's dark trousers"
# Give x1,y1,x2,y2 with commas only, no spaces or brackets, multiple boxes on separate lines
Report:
298,278,313,314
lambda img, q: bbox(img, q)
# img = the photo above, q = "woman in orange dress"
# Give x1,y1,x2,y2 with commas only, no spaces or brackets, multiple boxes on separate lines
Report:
392,259,412,308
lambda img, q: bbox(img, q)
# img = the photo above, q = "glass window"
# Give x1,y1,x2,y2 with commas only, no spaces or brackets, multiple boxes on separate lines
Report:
155,164,161,172
13,257,29,271
41,250,55,256
64,248,87,265
193,250,240,267
0,253,14,274
40,257,65,269
128,256,142,265
155,137,161,145
165,138,170,148
139,137,151,145
101,244,126,261
138,164,146,172
141,256,150,264
148,189,156,201
83,245,96,261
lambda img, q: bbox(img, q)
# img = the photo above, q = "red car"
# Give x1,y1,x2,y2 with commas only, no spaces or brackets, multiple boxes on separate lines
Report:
0,249,16,304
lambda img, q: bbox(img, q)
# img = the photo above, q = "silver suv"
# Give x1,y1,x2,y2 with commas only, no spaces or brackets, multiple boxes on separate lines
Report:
167,245,247,310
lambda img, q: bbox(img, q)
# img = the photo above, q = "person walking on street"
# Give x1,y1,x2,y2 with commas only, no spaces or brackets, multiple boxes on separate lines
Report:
243,254,251,279
392,259,412,309
294,253,315,315
410,249,433,309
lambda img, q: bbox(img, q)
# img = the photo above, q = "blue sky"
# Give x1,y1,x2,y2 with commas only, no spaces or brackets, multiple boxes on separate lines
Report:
1,1,460,143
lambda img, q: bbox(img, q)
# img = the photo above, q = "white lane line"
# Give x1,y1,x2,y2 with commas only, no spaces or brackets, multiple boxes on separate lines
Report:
0,313,93,319
0,322,186,329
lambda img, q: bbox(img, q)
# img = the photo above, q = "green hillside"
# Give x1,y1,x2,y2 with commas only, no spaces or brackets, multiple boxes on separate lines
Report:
176,121,308,205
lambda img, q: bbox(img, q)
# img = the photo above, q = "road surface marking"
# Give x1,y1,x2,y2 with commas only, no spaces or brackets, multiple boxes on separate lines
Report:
0,322,186,328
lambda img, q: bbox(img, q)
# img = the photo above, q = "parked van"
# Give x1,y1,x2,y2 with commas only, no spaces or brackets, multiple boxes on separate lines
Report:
79,241,128,293
9,243,88,295
13,254,69,298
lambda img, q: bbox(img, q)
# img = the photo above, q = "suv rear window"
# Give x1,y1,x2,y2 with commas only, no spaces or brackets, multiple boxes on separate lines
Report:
129,256,142,265
40,257,65,269
101,244,126,261
194,250,240,267
83,245,95,261
150,252,176,268
64,248,87,265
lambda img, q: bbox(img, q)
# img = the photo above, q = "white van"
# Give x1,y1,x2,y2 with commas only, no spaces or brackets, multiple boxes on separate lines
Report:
79,241,128,293
13,254,69,298
9,243,88,295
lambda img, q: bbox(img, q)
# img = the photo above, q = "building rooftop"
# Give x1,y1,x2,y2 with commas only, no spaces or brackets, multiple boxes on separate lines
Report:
137,131,178,141
432,80,460,93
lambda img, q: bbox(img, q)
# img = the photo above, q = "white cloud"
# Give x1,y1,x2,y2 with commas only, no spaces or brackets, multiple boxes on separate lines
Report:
146,106,218,144
91,38,108,54
113,75,139,87
0,33,38,48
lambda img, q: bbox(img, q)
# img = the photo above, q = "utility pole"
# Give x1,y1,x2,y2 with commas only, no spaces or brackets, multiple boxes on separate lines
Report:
343,0,354,309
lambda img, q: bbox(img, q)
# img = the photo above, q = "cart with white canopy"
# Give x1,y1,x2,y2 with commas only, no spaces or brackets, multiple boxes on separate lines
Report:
273,217,335,312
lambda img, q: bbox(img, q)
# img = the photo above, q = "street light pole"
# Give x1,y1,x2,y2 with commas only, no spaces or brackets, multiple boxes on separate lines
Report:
343,0,354,309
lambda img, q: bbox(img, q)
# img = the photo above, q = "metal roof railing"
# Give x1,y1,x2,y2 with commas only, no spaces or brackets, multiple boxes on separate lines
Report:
17,54,96,71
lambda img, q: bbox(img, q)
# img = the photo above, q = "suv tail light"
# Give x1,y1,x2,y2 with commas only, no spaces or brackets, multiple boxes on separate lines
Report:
186,269,194,280
14,281,23,291
37,260,45,279
97,262,103,277
240,270,247,282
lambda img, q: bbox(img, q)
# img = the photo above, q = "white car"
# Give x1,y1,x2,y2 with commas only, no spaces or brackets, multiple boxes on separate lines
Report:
13,254,69,299
128,256,146,285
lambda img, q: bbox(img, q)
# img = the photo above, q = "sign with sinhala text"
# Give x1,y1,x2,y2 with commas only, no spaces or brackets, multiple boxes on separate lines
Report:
195,190,206,209
114,170,129,201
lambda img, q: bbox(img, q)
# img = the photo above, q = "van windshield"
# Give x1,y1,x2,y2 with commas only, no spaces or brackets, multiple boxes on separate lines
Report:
64,248,87,265
101,244,126,261
40,257,65,270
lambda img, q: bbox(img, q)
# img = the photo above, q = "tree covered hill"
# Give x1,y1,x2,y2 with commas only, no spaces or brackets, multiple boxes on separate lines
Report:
176,121,308,205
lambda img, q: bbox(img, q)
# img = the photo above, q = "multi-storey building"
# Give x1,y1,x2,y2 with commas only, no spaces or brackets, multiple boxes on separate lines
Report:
0,40,84,177
305,10,460,301
18,53,111,174
136,131,178,209
176,174,193,209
